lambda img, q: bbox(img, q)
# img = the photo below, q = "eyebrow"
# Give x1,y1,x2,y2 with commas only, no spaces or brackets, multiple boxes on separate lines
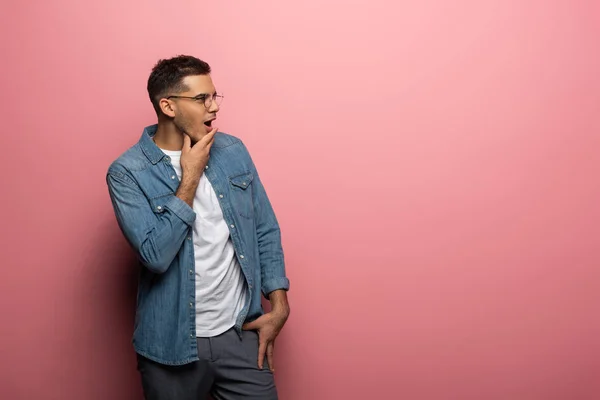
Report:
193,90,217,98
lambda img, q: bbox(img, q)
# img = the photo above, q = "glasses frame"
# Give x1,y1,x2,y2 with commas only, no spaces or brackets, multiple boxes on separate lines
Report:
166,93,224,109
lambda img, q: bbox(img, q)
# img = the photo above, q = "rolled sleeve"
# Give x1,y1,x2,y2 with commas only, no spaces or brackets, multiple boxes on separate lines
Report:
262,276,290,297
164,195,196,226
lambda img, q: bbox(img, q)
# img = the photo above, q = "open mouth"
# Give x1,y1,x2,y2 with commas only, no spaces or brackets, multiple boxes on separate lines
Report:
203,119,215,131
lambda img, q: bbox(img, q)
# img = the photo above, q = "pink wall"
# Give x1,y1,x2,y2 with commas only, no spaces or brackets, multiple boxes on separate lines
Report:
2,1,599,399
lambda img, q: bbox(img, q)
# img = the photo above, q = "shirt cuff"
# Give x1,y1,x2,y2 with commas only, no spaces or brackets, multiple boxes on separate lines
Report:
262,277,290,297
164,195,196,225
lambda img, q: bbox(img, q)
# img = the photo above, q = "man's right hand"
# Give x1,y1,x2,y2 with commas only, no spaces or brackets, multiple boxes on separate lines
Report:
176,128,217,206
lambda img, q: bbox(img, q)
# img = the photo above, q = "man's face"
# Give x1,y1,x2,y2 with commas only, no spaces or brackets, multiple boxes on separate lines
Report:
162,74,220,143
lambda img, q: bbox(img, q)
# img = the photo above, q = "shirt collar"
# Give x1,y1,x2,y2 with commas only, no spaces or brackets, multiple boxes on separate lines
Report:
138,124,166,165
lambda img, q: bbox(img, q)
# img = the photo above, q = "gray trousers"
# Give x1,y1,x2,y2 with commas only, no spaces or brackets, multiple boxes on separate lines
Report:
137,328,278,400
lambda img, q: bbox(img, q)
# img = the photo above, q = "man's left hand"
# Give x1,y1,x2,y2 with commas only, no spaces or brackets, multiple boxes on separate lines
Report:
242,309,289,372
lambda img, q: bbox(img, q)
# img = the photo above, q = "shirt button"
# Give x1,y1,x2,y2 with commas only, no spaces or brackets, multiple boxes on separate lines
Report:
156,206,162,211
171,175,176,180
190,334,194,338
187,236,191,240
189,302,193,308
165,157,170,162
189,269,193,274
230,224,235,228
219,194,224,198
240,255,244,259
205,165,209,170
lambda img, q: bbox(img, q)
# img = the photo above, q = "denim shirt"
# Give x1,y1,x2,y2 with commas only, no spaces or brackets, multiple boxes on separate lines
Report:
106,124,289,365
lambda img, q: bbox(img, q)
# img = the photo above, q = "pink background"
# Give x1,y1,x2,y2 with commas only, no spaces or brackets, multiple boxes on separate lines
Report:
2,1,600,399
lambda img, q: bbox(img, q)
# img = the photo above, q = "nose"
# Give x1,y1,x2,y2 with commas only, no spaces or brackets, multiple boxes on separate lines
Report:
208,97,220,113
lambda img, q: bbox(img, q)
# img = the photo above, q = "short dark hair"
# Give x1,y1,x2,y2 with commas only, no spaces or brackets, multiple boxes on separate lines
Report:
147,55,211,115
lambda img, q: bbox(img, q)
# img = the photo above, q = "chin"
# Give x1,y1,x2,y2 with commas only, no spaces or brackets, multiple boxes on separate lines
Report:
189,134,203,144
188,129,205,141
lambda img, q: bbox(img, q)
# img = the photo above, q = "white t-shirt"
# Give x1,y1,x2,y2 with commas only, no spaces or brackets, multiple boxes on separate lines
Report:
161,148,247,337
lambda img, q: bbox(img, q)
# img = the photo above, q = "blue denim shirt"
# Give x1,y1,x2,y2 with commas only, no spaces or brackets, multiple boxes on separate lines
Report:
106,124,289,365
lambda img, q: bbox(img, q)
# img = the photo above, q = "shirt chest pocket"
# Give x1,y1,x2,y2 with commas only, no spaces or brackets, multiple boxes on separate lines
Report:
229,172,254,220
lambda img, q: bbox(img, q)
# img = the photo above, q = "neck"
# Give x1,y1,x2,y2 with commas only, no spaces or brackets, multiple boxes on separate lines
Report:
153,120,184,151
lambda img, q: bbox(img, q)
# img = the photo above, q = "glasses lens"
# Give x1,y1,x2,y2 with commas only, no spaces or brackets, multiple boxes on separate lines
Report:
203,94,224,108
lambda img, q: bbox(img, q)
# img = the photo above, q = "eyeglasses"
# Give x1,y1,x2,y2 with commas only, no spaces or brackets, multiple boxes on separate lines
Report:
166,93,224,109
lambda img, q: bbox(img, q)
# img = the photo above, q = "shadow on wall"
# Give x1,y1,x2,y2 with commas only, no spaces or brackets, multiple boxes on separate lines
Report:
71,216,143,399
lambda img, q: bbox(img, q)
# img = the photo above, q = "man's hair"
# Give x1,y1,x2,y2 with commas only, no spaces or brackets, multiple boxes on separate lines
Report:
147,55,211,115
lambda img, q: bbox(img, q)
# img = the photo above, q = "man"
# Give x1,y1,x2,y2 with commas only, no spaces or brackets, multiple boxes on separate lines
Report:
106,55,290,400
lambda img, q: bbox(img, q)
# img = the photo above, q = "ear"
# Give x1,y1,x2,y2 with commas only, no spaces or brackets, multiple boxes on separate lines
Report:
159,98,176,118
